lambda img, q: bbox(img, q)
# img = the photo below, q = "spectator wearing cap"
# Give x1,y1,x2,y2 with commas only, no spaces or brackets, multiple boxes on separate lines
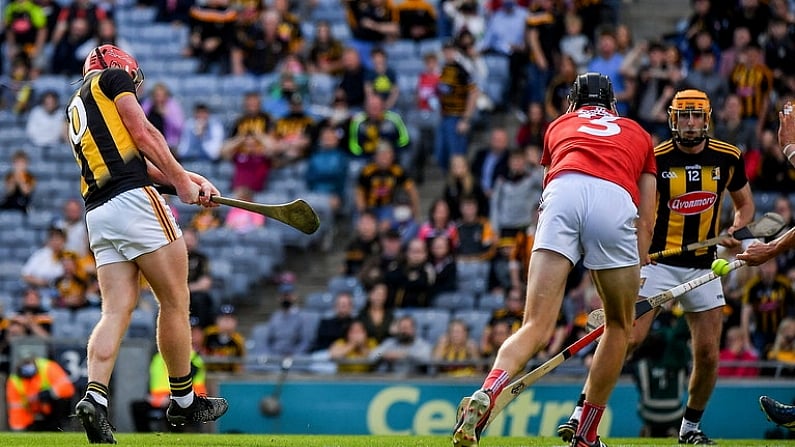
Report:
25,90,65,148
202,304,246,373
176,103,225,162
259,283,314,357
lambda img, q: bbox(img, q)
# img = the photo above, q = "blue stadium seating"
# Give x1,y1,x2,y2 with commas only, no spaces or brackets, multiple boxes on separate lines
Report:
433,291,476,311
394,308,450,345
304,291,335,313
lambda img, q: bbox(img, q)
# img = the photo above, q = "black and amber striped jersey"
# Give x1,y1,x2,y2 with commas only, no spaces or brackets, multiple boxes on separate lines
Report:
438,60,474,117
66,69,151,211
742,274,795,345
357,163,413,210
651,137,748,269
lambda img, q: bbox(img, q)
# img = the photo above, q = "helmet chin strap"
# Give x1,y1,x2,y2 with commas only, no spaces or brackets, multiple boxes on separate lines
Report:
675,135,706,147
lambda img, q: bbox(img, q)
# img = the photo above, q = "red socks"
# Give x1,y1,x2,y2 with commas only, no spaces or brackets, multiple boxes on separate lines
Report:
578,401,606,443
481,369,510,397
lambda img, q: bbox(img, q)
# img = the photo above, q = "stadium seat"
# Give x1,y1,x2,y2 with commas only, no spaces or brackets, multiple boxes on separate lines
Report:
304,291,335,313
32,75,70,98
385,40,417,61
330,23,352,42
0,211,25,227
394,308,450,344
753,192,776,214
395,58,424,77
25,210,54,230
407,308,451,345
418,38,442,56
452,309,492,344
307,73,337,106
432,291,476,311
126,308,156,339
246,322,270,355
327,275,362,296
51,308,83,340
477,292,505,312
75,307,102,339
301,310,323,346
220,75,260,97
455,260,491,296
239,227,286,267
0,292,14,312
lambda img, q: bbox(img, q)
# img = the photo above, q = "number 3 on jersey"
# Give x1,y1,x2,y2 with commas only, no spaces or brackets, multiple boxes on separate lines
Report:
577,114,621,137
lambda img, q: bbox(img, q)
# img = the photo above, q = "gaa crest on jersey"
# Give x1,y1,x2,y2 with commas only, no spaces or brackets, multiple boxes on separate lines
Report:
711,166,720,180
668,191,717,215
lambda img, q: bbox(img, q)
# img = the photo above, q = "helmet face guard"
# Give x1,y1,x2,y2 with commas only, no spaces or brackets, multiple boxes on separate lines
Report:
669,89,711,147
566,72,617,113
83,45,144,89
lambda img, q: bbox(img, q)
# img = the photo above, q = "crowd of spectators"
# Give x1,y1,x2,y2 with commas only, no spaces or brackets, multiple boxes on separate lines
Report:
3,2,795,432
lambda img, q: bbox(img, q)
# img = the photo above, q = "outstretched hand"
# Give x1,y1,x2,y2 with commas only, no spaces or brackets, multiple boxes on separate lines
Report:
735,241,776,266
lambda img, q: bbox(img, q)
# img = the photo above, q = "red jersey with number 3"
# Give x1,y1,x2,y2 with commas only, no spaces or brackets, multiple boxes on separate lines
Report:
542,106,656,206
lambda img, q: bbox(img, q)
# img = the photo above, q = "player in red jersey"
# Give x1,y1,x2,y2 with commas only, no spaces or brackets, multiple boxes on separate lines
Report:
452,73,657,447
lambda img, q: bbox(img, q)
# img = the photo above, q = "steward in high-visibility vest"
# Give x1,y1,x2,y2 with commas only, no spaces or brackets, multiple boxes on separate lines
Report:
6,357,75,431
130,350,206,432
148,351,207,408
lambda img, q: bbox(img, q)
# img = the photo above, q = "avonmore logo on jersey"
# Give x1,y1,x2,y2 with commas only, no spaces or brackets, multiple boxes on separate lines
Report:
668,191,718,215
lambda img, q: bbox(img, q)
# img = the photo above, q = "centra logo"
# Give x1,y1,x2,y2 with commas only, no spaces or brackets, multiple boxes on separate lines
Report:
668,191,717,215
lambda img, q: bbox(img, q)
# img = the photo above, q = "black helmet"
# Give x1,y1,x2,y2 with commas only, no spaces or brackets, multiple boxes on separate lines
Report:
567,72,616,113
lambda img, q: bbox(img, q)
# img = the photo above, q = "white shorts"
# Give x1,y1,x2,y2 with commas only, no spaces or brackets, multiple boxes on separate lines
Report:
640,263,724,312
86,186,182,267
533,172,639,270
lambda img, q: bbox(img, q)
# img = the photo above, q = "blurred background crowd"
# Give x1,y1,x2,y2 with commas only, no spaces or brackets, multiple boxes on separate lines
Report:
2,0,795,435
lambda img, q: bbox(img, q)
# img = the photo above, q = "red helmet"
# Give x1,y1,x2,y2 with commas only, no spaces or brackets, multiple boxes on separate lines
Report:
82,44,144,88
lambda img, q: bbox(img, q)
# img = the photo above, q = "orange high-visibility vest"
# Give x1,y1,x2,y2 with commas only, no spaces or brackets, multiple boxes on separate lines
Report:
6,358,75,430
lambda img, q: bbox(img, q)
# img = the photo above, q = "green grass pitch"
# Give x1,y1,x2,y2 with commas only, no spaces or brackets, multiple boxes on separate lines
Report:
0,433,791,447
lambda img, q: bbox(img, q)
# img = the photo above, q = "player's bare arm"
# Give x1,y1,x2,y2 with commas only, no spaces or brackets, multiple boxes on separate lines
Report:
721,183,755,248
636,172,657,264
781,101,795,162
144,160,219,208
115,94,199,205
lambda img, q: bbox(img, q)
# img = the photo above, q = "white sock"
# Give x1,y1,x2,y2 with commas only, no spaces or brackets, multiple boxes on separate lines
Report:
87,391,108,407
172,391,195,409
680,419,700,437
571,406,583,422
